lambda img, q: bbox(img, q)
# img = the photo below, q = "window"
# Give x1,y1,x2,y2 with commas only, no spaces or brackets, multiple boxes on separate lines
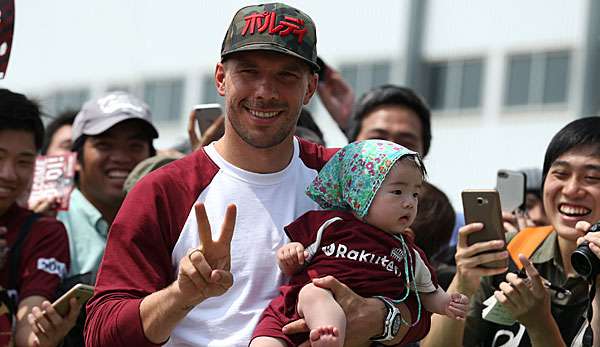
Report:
143,78,184,122
426,58,484,111
504,50,570,107
200,75,224,105
339,61,391,98
43,89,89,117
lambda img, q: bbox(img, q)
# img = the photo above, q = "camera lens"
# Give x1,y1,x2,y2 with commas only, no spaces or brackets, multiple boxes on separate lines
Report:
477,197,484,205
571,240,600,280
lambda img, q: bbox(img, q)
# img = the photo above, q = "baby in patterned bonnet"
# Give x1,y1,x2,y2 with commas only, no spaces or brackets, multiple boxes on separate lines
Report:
251,140,469,347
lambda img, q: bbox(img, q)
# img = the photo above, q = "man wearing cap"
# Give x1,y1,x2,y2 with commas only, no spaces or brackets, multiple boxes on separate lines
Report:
85,4,429,347
57,91,158,281
37,92,157,346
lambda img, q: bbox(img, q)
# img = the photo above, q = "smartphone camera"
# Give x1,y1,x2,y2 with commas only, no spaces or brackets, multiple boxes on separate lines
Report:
476,197,488,205
571,222,600,280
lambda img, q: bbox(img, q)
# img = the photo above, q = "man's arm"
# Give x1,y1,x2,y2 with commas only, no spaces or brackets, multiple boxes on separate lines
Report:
283,276,429,347
139,204,236,343
16,296,80,347
421,223,509,347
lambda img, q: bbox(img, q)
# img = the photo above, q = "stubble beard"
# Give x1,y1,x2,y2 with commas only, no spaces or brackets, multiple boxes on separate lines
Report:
227,104,298,149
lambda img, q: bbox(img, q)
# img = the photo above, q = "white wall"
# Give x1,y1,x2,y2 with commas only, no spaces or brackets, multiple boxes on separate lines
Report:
424,0,587,58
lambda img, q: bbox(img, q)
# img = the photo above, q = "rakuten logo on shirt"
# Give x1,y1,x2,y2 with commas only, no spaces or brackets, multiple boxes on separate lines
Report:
321,243,403,276
37,258,66,278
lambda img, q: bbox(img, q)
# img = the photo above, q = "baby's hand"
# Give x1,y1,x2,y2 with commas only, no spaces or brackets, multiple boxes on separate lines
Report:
446,292,469,320
277,242,308,276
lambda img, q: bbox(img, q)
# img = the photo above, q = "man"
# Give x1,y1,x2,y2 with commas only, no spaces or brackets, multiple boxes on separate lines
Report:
85,3,429,347
57,91,158,280
349,84,432,157
41,110,77,156
0,88,75,347
28,91,158,347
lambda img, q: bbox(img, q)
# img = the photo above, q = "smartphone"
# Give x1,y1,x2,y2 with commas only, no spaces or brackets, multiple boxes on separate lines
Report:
193,104,223,136
51,283,94,317
496,170,526,213
461,190,507,269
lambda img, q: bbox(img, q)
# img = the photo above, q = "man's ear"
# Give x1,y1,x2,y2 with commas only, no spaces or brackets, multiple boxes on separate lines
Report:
302,72,319,105
215,63,226,97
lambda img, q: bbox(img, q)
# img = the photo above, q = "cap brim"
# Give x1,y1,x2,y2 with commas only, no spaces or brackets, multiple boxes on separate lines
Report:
222,43,319,72
82,115,159,139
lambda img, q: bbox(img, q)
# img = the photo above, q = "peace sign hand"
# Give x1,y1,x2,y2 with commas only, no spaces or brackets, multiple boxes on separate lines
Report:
175,203,237,309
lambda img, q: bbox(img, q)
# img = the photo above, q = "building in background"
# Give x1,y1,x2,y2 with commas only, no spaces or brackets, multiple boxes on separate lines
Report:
1,0,597,208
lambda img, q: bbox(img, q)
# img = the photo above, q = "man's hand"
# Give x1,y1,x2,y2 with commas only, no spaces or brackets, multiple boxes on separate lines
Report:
277,242,308,276
283,276,376,347
187,110,202,151
27,298,80,347
494,255,551,329
317,65,355,131
454,223,509,295
174,203,237,308
28,196,59,217
576,221,600,278
446,293,469,320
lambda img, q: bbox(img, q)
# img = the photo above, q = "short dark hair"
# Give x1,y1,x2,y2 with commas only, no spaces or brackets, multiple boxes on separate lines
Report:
411,182,455,257
41,110,77,155
542,117,600,185
297,107,325,145
349,85,432,157
0,88,44,150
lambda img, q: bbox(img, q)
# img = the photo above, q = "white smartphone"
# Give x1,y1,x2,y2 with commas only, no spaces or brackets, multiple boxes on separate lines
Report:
193,104,223,135
51,283,94,317
496,170,526,213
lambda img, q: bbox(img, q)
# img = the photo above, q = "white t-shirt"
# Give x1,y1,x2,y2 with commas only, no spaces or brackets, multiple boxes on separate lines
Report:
167,139,322,346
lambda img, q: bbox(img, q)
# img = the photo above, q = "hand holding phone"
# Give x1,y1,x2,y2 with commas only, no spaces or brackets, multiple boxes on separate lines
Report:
193,104,223,136
461,190,508,269
52,283,94,317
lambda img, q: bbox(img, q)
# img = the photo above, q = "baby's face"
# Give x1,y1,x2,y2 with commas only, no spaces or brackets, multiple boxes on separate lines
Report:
363,160,422,234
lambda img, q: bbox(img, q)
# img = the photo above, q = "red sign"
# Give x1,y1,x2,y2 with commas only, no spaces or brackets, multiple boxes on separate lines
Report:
28,153,77,211
242,12,306,44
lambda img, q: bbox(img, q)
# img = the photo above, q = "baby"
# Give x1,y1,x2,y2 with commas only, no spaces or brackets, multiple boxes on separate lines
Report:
251,140,469,347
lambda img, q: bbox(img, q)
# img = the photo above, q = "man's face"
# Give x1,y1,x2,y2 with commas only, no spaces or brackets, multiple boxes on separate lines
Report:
78,120,151,208
355,105,424,155
543,146,600,242
0,130,36,215
525,193,549,227
47,124,73,156
215,50,318,149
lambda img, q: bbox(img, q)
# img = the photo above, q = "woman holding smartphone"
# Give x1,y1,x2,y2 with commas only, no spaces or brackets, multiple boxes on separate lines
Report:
422,117,600,347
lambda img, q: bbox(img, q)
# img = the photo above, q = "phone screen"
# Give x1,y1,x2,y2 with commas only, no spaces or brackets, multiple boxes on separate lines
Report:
496,170,526,213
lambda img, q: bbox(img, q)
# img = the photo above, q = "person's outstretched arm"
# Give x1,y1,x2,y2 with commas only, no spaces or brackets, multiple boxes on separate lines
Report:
421,223,508,347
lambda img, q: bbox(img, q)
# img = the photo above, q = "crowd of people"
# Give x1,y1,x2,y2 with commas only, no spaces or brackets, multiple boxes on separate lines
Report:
0,2,599,347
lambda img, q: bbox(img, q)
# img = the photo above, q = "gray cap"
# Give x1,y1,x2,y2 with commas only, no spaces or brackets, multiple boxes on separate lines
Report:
72,91,159,143
519,167,543,194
